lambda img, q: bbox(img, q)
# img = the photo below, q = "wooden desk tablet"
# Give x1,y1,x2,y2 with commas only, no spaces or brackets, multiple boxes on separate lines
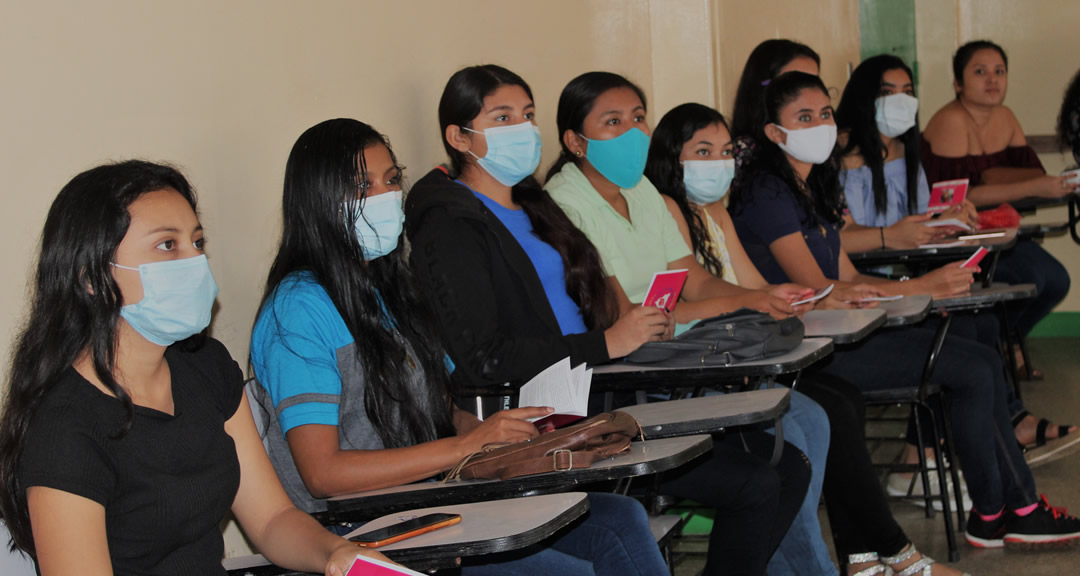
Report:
879,294,932,327
224,493,590,575
801,309,886,344
324,435,712,523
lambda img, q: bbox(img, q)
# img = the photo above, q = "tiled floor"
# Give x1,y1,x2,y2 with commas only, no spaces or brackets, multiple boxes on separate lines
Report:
672,338,1080,575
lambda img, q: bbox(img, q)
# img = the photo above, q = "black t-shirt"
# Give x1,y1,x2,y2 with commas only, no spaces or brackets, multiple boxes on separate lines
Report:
18,338,244,575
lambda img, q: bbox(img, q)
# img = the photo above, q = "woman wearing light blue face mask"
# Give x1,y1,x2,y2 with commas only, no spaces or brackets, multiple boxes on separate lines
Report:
0,160,385,576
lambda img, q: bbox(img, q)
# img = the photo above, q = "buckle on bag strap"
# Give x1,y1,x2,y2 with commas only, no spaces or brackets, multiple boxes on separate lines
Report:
552,449,574,471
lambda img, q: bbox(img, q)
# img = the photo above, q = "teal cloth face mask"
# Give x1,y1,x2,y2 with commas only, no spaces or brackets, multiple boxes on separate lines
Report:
348,190,405,260
682,159,736,205
113,254,218,346
580,127,651,189
464,122,543,186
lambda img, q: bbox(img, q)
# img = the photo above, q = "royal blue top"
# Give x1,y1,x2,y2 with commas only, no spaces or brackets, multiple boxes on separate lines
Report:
732,174,842,283
467,186,588,336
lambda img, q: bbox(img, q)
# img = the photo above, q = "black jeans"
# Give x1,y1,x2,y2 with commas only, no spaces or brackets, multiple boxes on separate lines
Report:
661,431,810,576
817,325,1038,514
797,375,909,559
994,239,1071,337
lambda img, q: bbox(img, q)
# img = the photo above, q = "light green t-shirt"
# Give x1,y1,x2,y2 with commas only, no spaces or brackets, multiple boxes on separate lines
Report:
546,162,692,304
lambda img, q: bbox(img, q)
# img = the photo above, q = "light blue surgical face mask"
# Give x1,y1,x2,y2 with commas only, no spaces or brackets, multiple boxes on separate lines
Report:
347,190,404,260
579,127,651,190
682,159,735,205
464,122,543,186
113,254,218,346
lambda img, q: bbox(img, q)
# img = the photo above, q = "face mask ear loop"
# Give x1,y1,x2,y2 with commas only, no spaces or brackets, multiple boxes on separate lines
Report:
111,262,140,272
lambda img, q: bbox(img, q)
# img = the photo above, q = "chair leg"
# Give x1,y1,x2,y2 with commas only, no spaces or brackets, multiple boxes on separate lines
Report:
923,399,959,562
911,404,935,519
936,393,967,533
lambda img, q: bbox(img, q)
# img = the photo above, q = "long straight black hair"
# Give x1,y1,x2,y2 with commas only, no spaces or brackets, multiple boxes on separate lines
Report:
257,119,454,450
440,65,617,330
545,71,649,183
836,54,921,216
645,103,729,278
1058,68,1080,165
731,39,821,139
0,160,199,555
729,72,845,227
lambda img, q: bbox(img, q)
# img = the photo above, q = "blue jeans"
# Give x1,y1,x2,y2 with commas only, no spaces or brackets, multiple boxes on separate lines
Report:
460,493,667,576
764,389,838,576
334,493,667,576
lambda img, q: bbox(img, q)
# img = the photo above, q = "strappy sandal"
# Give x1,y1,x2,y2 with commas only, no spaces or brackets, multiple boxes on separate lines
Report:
881,544,971,576
847,552,891,576
1012,410,1072,450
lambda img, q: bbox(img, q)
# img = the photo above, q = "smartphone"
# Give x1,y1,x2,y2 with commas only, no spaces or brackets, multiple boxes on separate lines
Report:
349,513,462,548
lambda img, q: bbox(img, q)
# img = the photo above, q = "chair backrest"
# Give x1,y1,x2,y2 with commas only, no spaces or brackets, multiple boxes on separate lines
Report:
244,379,272,455
0,520,37,576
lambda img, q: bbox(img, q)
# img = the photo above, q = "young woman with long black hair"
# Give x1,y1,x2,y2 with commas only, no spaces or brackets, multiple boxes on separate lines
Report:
0,161,375,575
647,102,969,576
540,70,832,576
406,64,810,576
250,117,668,576
836,54,1074,460
729,70,1080,552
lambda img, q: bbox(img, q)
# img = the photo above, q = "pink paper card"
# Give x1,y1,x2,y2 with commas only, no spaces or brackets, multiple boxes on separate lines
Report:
642,269,688,311
961,246,989,269
346,554,426,576
928,179,969,212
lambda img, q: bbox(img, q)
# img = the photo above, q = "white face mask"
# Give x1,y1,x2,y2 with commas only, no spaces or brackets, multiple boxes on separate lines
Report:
875,93,919,138
682,159,735,205
773,123,837,165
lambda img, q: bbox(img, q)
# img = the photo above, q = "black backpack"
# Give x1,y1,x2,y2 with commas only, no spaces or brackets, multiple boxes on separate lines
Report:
625,308,805,367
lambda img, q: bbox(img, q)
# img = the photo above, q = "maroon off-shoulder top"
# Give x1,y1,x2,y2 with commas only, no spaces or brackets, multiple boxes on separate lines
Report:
921,137,1044,186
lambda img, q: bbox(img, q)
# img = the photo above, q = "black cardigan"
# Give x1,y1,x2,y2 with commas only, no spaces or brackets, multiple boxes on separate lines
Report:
405,168,609,392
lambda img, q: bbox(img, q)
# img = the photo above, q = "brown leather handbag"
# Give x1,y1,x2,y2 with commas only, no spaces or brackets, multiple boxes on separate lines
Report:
443,412,642,481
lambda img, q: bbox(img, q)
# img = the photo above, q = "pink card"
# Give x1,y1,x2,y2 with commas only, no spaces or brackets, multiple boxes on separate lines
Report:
642,269,688,311
346,554,426,576
928,179,969,212
961,246,989,269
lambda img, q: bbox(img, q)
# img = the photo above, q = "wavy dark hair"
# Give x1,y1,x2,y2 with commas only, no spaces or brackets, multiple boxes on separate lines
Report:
731,39,820,139
545,71,648,183
258,119,454,451
645,103,729,277
836,54,921,216
0,160,200,555
730,72,844,228
441,65,617,330
1058,68,1080,165
953,40,1008,97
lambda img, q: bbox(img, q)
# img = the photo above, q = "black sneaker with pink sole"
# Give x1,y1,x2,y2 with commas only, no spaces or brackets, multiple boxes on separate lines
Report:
1003,495,1080,550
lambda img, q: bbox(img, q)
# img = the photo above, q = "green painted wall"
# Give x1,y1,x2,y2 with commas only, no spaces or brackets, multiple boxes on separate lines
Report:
859,0,918,83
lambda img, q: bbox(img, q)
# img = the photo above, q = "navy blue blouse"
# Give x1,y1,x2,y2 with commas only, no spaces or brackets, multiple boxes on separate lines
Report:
732,174,841,284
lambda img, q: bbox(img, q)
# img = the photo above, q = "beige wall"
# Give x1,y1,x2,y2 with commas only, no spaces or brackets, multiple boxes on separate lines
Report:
914,0,1080,311
712,0,861,115
0,0,720,557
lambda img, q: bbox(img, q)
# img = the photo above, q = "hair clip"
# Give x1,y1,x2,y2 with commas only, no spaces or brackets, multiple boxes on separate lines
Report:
760,79,771,87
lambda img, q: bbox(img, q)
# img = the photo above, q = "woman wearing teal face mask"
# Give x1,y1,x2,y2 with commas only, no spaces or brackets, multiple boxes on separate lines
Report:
0,160,385,576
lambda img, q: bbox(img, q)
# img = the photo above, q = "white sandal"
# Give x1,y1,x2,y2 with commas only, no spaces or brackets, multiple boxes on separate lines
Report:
848,552,893,576
880,544,972,576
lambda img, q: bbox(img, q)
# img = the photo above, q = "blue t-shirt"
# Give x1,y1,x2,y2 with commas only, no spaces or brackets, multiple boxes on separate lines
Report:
249,271,448,512
841,158,930,227
468,186,588,336
732,174,841,284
